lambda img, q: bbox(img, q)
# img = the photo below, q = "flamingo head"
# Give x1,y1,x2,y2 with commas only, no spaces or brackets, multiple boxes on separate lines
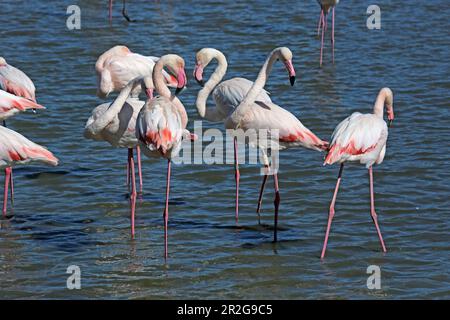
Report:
193,48,220,87
275,47,296,86
0,57,6,66
164,55,187,96
382,87,394,126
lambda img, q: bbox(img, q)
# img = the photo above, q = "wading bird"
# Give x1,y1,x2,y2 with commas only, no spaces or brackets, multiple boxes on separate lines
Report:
194,48,283,224
224,47,328,241
95,45,178,193
321,87,394,258
316,0,339,66
0,125,58,216
136,54,189,258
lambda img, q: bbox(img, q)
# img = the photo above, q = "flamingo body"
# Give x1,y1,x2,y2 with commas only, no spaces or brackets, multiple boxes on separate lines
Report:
0,90,45,121
0,57,36,102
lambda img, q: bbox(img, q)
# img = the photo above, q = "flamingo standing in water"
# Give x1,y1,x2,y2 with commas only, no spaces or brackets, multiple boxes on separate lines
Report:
0,57,40,210
223,47,328,241
96,45,178,193
317,0,339,66
193,48,288,224
136,54,189,258
0,125,58,216
321,88,394,258
84,78,147,237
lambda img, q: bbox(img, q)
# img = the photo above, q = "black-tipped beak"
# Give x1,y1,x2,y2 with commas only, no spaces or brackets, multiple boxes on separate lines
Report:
175,86,185,96
388,119,393,127
290,76,296,86
196,78,205,87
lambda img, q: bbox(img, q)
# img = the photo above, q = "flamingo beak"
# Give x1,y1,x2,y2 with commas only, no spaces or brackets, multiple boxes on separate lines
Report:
388,120,393,127
193,64,205,87
284,60,296,86
175,68,187,96
387,109,394,127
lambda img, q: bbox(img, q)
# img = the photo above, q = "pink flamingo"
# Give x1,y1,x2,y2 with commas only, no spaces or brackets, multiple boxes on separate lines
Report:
0,125,58,216
136,54,189,258
193,48,289,224
321,87,394,258
317,0,339,66
0,89,44,216
225,47,328,241
95,45,178,194
84,78,146,237
108,0,134,23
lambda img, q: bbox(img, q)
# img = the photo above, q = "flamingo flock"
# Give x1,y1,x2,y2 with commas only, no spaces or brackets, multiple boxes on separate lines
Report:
0,6,396,260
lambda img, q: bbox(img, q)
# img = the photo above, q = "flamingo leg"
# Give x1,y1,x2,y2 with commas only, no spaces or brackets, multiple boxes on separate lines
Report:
126,152,130,190
122,0,133,22
164,159,171,260
332,7,335,64
234,137,240,224
136,146,143,194
369,166,387,253
317,8,324,36
9,169,14,207
2,168,12,216
321,163,344,259
128,148,137,238
320,12,326,66
109,0,113,24
273,173,280,242
256,173,268,224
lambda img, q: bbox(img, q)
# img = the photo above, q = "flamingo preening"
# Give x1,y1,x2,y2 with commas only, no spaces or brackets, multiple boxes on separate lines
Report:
0,125,58,216
95,45,178,194
202,47,327,241
321,87,394,258
136,54,189,259
193,48,281,224
317,0,339,66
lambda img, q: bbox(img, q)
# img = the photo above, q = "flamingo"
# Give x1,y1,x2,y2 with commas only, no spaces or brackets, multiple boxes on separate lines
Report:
108,0,134,23
95,45,178,193
193,48,295,224
0,125,58,216
0,89,45,216
84,78,146,237
316,0,339,66
224,47,328,241
321,87,394,258
136,54,189,258
0,57,36,103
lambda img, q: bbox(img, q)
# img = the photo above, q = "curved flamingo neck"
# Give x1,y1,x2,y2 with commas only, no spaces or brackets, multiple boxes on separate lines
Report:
373,88,393,118
195,50,228,121
153,56,188,128
229,48,279,125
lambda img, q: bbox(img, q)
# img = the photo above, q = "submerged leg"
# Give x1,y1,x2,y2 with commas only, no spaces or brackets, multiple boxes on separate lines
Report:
2,168,11,216
321,164,344,259
234,137,240,224
128,148,137,238
273,173,280,242
369,166,387,253
164,159,171,260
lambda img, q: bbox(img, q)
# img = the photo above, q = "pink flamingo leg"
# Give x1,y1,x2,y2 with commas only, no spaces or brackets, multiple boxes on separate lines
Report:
256,166,269,225
9,168,14,206
128,148,137,238
2,167,11,216
233,137,240,224
321,163,344,259
332,7,335,64
273,173,280,242
164,159,171,260
136,145,143,194
369,166,387,253
317,9,324,36
126,153,130,190
320,12,326,66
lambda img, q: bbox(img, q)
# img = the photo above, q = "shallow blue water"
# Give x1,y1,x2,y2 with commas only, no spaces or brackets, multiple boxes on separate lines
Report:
0,0,449,299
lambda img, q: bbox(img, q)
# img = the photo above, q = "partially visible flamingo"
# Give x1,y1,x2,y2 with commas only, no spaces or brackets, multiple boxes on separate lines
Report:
108,0,134,23
316,0,339,66
224,47,328,241
193,48,295,224
321,87,394,258
84,78,145,237
0,90,45,216
95,45,178,193
136,54,189,259
0,125,58,216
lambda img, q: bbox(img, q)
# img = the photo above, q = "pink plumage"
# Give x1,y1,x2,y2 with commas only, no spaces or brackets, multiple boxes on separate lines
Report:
0,57,36,102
